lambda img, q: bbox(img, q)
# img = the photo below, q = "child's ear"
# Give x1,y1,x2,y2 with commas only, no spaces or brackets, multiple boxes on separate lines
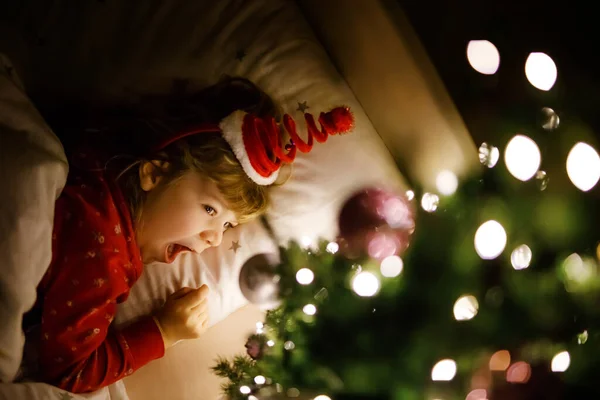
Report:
139,160,171,192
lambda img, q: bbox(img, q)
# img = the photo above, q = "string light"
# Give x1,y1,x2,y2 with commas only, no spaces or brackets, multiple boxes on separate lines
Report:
566,142,600,192
256,322,264,334
467,40,500,75
303,304,317,315
489,350,511,371
301,236,314,248
453,295,479,321
352,272,380,297
296,268,315,285
431,359,457,381
506,361,531,383
525,52,557,91
254,375,266,385
326,242,339,254
436,170,458,196
239,385,251,394
551,351,571,372
421,193,440,212
466,389,488,400
504,135,541,181
479,142,500,168
380,255,403,278
511,245,532,270
474,220,507,260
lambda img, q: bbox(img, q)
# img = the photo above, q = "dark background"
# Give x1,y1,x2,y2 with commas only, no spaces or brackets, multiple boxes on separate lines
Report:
401,0,600,138
401,0,600,199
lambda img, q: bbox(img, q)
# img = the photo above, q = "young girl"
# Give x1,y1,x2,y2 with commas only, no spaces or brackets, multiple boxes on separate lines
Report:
25,77,353,393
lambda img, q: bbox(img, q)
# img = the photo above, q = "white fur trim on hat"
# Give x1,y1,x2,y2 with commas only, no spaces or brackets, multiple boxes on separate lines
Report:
220,110,280,186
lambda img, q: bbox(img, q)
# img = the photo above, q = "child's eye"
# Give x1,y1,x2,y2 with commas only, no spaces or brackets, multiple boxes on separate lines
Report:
204,205,216,216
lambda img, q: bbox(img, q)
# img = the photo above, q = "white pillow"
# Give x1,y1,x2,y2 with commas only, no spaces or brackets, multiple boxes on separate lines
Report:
0,54,68,383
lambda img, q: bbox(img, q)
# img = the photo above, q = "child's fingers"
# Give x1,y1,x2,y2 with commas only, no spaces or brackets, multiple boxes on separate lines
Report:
191,298,208,313
169,287,195,300
182,285,210,309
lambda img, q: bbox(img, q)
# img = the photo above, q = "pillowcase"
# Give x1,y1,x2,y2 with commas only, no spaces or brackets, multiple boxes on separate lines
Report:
0,54,68,382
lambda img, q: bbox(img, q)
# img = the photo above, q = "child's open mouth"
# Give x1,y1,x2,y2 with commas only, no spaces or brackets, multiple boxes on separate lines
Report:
165,243,193,264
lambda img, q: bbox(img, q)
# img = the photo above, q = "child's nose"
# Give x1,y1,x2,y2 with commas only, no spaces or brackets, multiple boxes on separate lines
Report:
202,229,223,247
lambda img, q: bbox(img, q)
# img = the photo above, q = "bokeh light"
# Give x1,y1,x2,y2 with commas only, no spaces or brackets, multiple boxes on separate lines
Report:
240,385,252,394
296,268,314,285
479,142,500,168
504,135,541,181
563,253,596,285
352,272,380,297
380,255,404,278
406,190,415,201
254,375,266,385
489,350,511,371
578,330,588,345
506,361,531,383
301,236,314,248
436,170,459,196
326,242,339,254
267,340,275,347
421,192,440,212
566,142,600,191
453,295,479,321
525,52,557,91
474,220,507,260
303,304,317,316
511,245,532,270
551,351,571,372
367,232,400,260
467,40,500,75
535,170,549,191
314,396,332,400
431,359,457,381
465,389,488,400
541,107,560,130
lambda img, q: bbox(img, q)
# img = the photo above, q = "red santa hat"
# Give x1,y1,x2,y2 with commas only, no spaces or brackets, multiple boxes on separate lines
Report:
151,106,354,185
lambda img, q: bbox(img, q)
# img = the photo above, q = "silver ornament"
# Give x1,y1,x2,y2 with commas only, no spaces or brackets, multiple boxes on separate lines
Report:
239,253,281,309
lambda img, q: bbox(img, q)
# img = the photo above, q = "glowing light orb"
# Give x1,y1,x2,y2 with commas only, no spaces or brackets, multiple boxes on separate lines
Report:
380,255,404,278
525,52,557,91
421,192,440,212
352,272,380,297
296,268,314,285
436,170,459,196
551,351,571,372
474,220,507,260
511,245,532,270
504,135,541,181
302,304,317,315
453,295,479,321
431,359,457,381
566,142,600,192
467,40,500,75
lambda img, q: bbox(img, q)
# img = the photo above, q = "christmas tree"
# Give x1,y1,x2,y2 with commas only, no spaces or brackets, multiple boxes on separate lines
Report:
213,43,600,400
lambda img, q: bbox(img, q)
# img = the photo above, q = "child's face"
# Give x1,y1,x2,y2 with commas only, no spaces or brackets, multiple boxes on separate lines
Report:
135,164,238,264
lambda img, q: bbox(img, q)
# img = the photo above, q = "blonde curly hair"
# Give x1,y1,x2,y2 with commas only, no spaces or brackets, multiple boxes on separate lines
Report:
107,77,279,225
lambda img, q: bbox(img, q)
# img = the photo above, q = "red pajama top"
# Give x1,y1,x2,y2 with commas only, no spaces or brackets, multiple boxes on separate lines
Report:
34,152,165,393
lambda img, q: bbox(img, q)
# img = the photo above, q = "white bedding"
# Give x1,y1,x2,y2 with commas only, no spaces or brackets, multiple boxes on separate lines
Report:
0,0,407,399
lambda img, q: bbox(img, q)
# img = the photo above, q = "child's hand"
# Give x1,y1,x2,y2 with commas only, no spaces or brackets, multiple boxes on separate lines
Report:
154,285,210,348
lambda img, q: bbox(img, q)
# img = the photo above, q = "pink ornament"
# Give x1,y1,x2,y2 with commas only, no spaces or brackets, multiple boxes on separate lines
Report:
338,188,415,260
